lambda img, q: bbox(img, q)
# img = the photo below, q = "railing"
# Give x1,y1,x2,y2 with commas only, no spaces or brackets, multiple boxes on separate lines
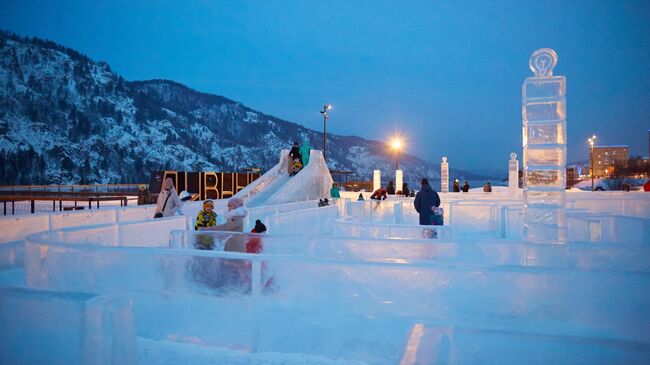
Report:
0,184,143,194
0,195,129,215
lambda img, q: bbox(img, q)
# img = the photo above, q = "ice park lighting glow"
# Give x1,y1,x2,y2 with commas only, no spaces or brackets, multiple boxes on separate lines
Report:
391,138,402,150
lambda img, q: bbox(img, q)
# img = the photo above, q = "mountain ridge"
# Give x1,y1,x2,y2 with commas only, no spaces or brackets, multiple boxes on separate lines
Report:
0,30,486,185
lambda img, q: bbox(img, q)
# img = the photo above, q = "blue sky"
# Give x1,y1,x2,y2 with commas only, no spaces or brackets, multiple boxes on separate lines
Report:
1,0,649,170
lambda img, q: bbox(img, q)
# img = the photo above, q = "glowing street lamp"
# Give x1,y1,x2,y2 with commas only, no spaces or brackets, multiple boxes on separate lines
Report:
588,134,596,191
320,104,332,162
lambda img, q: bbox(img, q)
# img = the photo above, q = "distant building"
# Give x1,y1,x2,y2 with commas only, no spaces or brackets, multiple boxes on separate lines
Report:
628,156,650,178
592,145,628,177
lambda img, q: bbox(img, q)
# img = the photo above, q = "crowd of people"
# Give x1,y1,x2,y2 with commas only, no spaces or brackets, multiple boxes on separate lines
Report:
150,163,508,291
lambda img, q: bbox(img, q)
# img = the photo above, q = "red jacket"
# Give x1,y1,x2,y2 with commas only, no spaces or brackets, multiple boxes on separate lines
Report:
371,188,388,200
246,229,263,253
644,180,650,192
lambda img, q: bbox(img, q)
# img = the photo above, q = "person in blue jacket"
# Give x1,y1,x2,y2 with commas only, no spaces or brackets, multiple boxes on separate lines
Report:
414,178,441,225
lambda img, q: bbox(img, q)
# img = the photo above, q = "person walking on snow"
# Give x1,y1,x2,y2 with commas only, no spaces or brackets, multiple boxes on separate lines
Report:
414,178,441,225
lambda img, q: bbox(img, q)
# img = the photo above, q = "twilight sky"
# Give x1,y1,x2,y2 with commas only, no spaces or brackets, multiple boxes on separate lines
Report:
1,0,649,171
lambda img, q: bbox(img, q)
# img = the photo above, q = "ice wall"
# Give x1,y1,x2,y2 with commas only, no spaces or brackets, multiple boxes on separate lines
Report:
522,48,567,243
0,287,137,365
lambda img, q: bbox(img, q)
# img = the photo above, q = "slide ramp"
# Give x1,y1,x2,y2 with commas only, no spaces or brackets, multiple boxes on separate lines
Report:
234,150,290,206
263,150,333,206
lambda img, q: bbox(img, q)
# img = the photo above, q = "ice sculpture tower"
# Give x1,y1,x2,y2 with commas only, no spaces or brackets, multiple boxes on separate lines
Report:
441,157,449,193
509,153,519,195
522,48,567,243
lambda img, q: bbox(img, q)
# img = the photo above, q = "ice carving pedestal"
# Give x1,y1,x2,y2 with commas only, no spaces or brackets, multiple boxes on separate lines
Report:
522,48,567,243
396,170,403,195
441,157,449,193
373,170,381,192
509,153,519,194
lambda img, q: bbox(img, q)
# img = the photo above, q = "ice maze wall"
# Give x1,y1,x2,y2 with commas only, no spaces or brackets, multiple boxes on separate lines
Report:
2,183,650,363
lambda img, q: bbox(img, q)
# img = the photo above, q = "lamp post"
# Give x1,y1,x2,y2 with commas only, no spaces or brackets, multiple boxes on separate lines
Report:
320,104,332,162
390,138,402,170
588,135,596,191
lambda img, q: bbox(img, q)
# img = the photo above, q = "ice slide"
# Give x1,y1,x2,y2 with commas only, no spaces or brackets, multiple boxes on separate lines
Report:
234,149,333,208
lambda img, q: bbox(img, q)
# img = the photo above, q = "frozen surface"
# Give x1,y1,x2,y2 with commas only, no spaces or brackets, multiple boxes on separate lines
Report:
0,286,137,365
3,171,650,364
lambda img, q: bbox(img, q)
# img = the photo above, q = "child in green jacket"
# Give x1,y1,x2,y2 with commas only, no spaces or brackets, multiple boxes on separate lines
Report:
195,200,217,230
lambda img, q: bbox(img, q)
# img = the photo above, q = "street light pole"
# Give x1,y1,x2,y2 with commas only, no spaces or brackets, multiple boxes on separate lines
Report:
396,151,399,171
390,138,402,171
588,135,596,191
320,104,331,162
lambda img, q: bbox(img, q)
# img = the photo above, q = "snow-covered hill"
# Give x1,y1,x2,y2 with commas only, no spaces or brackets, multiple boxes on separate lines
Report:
0,31,474,185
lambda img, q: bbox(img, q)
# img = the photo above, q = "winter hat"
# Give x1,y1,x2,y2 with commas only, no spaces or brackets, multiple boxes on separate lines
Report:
179,191,192,201
203,200,214,209
254,219,267,233
421,178,429,186
227,197,244,210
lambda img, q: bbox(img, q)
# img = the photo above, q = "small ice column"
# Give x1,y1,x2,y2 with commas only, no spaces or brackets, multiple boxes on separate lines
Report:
373,170,381,192
395,170,403,194
509,153,519,194
441,157,449,193
522,48,567,243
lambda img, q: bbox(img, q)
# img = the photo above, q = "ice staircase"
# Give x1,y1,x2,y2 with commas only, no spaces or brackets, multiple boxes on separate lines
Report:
235,149,333,208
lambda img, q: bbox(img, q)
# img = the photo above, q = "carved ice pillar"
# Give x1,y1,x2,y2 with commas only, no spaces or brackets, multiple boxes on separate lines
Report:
440,157,449,193
373,170,381,192
508,153,519,194
395,170,403,195
522,48,567,243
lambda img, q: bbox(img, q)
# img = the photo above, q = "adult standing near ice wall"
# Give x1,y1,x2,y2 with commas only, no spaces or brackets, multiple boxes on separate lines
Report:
522,48,567,243
414,178,440,225
155,178,181,217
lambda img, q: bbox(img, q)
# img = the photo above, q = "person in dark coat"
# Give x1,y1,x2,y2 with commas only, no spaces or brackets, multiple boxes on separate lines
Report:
483,182,492,192
462,181,470,192
386,181,395,195
402,183,410,197
452,179,460,192
414,178,441,225
289,142,301,161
